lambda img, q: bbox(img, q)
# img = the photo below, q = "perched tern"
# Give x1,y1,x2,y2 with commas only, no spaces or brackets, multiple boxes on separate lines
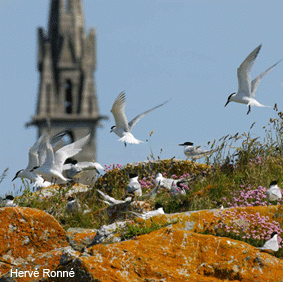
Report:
127,173,142,197
66,196,82,213
110,91,170,146
216,201,224,209
225,44,282,115
31,134,90,184
257,232,279,253
179,142,216,159
155,173,176,190
266,181,282,201
4,195,17,207
155,172,188,190
130,203,165,219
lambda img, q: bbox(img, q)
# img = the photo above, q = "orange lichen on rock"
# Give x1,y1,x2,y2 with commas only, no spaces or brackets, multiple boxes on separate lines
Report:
53,228,283,282
0,207,69,279
66,228,97,251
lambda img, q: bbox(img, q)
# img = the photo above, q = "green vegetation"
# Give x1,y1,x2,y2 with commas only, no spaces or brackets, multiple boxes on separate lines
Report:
6,107,283,256
117,218,178,240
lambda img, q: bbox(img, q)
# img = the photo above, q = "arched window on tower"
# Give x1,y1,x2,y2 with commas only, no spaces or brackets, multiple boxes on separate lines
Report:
64,79,73,114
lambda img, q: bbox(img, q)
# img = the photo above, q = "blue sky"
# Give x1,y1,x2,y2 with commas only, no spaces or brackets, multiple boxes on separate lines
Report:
1,0,283,196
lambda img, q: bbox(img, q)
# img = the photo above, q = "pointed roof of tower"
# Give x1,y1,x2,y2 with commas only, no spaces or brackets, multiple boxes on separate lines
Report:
48,0,85,61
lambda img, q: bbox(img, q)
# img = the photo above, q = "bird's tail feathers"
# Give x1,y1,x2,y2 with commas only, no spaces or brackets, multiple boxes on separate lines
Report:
118,133,144,144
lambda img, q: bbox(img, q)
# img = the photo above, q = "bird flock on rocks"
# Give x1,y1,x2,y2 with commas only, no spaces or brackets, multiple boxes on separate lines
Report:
7,44,283,253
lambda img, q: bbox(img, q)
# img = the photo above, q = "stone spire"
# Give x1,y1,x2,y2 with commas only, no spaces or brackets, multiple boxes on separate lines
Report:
27,0,108,176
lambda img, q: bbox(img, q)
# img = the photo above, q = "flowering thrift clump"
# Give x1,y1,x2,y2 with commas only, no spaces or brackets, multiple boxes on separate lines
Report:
222,184,283,208
103,163,123,172
202,209,283,251
139,176,155,190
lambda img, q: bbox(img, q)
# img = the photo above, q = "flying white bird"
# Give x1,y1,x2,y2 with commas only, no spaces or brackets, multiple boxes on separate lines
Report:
110,91,170,146
65,196,82,213
97,189,132,206
62,159,104,179
4,195,17,207
12,133,49,183
225,44,282,114
31,134,90,184
266,180,282,201
257,232,279,253
127,173,142,197
179,142,217,159
12,131,68,187
129,203,165,219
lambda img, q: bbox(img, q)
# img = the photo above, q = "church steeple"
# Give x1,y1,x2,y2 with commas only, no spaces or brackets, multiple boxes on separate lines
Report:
27,0,107,176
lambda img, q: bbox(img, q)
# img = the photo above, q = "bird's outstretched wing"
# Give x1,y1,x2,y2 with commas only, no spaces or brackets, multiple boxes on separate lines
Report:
27,132,49,170
128,98,171,130
237,45,262,98
251,59,282,97
111,92,129,131
54,134,90,171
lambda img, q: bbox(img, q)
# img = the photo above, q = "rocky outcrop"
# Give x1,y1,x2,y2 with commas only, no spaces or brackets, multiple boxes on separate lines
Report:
66,228,97,252
1,205,283,281
0,207,68,281
94,200,152,224
53,227,283,282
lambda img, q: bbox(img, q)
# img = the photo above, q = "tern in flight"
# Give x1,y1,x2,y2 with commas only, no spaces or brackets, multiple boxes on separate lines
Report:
225,44,282,114
110,91,170,146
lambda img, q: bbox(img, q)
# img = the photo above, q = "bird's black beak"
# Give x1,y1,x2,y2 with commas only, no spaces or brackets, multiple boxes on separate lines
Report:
179,143,185,146
12,176,17,182
224,100,229,107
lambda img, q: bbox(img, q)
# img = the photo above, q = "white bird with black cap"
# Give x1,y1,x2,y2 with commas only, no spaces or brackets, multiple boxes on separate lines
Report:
224,44,282,115
266,180,282,201
179,142,216,159
110,91,170,146
155,172,189,190
31,134,90,184
127,173,142,197
66,196,82,213
4,195,17,207
257,232,279,253
13,131,68,188
62,158,104,179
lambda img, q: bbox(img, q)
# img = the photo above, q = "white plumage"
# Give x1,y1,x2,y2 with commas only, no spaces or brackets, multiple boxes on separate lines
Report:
32,134,90,184
127,173,142,197
97,189,132,206
257,232,279,252
225,45,281,114
179,142,216,159
63,161,103,179
266,181,282,201
110,91,170,145
130,204,165,220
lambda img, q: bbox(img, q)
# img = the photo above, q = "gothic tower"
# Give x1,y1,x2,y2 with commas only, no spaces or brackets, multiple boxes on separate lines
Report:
27,0,107,166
